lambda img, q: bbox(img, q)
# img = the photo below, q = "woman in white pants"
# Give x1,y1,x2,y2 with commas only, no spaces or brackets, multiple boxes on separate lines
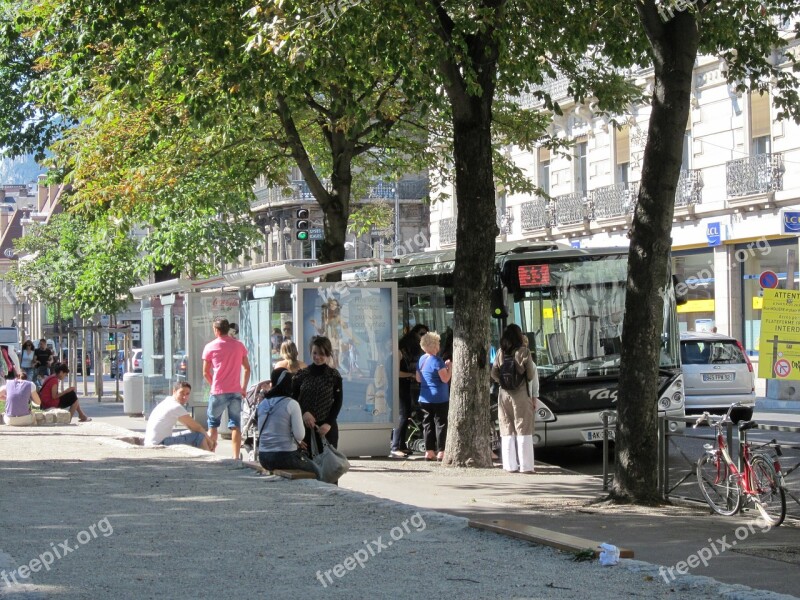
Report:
491,324,538,473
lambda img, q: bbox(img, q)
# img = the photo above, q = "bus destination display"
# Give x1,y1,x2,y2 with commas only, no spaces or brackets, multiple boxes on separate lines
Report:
518,264,550,288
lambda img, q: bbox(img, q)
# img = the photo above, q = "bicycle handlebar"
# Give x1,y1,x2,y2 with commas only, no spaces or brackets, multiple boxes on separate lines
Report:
692,402,743,429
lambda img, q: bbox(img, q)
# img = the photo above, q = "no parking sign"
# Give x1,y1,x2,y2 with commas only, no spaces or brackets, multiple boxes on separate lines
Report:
759,270,779,289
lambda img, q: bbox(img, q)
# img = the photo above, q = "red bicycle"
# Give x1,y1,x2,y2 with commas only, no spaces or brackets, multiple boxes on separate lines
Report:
695,403,786,526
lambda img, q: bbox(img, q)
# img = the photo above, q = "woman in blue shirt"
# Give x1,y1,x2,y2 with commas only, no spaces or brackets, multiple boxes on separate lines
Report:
416,331,451,461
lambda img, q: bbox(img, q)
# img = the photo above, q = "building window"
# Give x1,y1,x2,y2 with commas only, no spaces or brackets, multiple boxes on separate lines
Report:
750,91,771,154
681,131,691,171
538,146,550,195
615,126,630,185
574,140,587,196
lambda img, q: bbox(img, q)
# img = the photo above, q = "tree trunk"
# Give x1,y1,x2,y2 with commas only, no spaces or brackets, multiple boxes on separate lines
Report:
614,8,699,503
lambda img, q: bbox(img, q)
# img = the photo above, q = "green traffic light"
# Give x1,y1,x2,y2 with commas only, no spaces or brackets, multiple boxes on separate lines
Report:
296,231,309,241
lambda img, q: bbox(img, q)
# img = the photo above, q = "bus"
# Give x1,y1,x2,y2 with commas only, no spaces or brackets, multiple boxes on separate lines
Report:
365,240,685,448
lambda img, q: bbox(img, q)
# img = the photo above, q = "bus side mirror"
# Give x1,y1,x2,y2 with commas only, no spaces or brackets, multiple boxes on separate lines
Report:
491,287,508,319
673,275,688,305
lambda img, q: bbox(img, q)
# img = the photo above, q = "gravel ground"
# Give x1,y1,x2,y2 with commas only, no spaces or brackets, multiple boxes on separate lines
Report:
0,421,797,600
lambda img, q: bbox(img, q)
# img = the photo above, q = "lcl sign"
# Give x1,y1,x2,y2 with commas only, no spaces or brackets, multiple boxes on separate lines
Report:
781,210,800,235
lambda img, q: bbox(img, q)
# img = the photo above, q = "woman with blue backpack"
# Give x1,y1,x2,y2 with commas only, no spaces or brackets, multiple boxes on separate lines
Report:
491,324,539,473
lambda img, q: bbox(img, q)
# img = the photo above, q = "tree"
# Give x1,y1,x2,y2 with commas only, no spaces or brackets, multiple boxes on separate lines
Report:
0,0,434,277
598,0,800,503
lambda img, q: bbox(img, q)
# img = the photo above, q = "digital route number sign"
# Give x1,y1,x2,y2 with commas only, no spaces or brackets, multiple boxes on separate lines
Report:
518,264,550,288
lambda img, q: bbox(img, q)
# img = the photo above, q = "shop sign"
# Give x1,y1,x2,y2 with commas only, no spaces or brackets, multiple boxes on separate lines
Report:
706,222,722,247
781,210,800,234
757,289,800,380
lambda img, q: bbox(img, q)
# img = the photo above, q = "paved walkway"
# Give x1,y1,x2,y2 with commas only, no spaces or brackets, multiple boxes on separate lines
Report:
0,392,797,598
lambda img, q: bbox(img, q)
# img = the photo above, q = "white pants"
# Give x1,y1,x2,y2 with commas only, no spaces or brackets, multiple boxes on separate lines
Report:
3,413,35,426
501,435,535,472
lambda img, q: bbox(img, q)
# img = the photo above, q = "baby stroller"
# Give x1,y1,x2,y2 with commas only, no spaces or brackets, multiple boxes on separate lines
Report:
240,379,270,462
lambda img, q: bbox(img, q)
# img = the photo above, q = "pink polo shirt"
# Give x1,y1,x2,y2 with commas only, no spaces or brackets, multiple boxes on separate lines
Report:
201,336,248,395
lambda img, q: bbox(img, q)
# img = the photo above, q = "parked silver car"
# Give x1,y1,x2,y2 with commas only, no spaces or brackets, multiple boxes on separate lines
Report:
680,331,755,412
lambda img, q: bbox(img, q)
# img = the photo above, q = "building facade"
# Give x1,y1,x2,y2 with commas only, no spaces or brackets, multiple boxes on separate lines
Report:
429,50,800,401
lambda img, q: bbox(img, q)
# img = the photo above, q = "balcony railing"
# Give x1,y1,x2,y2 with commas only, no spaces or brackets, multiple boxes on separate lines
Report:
496,207,514,236
726,153,784,198
553,192,587,227
521,196,551,231
590,182,638,220
368,181,395,199
675,169,703,207
439,217,457,246
397,178,429,200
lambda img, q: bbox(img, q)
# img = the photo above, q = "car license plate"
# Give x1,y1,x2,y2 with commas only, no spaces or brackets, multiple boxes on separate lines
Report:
583,429,615,442
702,373,734,382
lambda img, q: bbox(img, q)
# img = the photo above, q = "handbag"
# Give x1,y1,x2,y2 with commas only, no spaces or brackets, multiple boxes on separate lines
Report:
309,430,350,484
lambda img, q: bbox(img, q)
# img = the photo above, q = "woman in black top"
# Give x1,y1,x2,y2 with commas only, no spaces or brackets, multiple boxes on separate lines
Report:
292,336,343,450
390,324,428,458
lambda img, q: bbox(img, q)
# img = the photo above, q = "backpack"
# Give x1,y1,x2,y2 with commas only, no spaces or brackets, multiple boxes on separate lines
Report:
498,351,526,391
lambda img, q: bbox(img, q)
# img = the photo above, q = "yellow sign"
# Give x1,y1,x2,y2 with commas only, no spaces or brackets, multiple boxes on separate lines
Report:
677,299,715,314
757,289,800,380
752,296,763,310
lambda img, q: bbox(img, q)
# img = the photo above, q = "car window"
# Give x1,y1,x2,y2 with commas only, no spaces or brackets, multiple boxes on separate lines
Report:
681,340,744,365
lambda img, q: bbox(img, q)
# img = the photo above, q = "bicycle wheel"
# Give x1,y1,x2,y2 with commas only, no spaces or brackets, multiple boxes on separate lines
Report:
749,455,786,527
697,453,742,516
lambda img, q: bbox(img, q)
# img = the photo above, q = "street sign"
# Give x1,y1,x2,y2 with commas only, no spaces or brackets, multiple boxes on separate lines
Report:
309,227,324,241
774,358,791,378
759,270,779,289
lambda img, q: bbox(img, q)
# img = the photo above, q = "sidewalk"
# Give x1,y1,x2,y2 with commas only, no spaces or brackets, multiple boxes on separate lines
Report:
2,391,794,599
1,420,797,600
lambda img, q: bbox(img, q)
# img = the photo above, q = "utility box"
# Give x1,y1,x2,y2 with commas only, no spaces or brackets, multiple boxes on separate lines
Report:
122,373,144,416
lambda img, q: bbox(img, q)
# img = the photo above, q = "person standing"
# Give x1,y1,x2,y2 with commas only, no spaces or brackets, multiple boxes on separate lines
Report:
273,341,307,374
390,324,428,458
20,340,37,383
202,318,250,459
145,382,216,451
491,324,538,473
416,331,451,461
292,336,342,450
33,338,54,385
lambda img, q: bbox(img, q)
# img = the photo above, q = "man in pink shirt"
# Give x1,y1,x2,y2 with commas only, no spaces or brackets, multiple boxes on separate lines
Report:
203,318,251,458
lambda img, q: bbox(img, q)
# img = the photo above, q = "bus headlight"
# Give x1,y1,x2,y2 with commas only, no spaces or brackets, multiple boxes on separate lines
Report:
659,397,671,410
672,391,684,406
534,398,556,422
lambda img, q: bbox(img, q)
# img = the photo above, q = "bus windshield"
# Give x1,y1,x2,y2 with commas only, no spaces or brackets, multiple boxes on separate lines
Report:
508,253,680,380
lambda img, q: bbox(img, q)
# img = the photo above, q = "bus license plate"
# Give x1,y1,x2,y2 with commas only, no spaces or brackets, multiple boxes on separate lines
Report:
583,429,615,442
703,373,734,382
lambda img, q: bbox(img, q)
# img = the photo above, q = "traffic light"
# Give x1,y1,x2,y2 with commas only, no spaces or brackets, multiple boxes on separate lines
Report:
295,208,309,240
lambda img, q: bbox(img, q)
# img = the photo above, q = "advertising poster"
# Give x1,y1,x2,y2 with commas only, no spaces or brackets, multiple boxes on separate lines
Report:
757,289,800,380
297,283,397,425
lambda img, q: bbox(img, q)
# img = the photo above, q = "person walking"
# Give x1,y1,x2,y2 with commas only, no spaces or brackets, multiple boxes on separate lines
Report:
292,336,342,450
20,340,36,383
390,324,428,458
256,368,320,478
491,324,538,473
202,318,251,459
416,331,451,461
33,338,53,386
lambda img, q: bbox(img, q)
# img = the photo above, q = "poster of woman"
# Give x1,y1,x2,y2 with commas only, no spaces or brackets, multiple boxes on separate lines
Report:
298,283,397,425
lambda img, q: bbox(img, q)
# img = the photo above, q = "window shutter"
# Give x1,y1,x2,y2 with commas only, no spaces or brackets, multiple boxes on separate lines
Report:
750,91,770,139
615,126,630,165
538,146,551,162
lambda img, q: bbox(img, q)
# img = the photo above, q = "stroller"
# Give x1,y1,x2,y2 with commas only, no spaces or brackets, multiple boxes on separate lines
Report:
240,379,270,462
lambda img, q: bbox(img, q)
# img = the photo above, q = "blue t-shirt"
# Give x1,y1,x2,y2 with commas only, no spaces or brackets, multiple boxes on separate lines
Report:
417,354,449,404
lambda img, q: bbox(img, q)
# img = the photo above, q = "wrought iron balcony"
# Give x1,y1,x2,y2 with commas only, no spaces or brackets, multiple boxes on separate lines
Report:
397,178,429,200
590,182,639,220
675,169,704,207
439,217,457,246
553,192,588,227
368,181,395,199
521,196,551,231
726,153,784,198
496,207,514,236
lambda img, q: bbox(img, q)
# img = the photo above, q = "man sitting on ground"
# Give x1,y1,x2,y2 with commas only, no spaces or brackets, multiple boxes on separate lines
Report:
39,364,91,422
145,382,216,451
